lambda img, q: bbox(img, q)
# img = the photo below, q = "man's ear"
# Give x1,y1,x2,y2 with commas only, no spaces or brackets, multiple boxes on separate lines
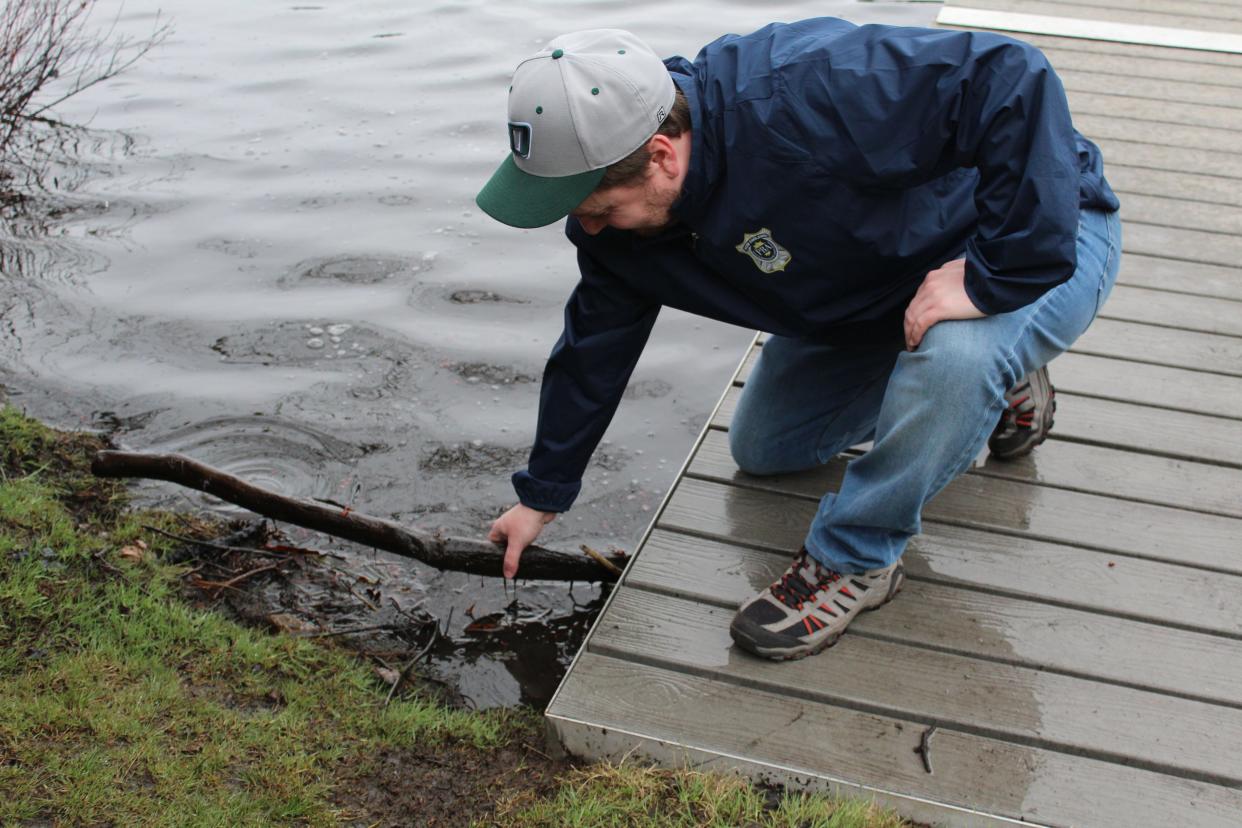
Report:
646,134,680,179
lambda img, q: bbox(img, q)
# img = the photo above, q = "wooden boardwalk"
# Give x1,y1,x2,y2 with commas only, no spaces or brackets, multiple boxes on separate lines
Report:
546,3,1242,825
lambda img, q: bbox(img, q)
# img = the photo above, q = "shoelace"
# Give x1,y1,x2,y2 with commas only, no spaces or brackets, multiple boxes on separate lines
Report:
1000,381,1036,430
771,551,840,608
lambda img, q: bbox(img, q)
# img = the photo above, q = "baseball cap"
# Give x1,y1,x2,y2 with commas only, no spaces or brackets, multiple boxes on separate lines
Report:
476,29,675,229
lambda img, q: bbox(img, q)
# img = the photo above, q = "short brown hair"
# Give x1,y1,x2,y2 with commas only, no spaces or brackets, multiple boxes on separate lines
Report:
597,87,691,190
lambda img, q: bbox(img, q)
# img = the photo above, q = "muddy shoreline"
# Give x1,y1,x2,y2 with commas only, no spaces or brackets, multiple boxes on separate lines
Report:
175,517,608,710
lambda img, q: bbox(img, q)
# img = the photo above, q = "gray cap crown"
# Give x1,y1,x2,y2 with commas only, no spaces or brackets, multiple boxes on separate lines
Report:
508,29,675,178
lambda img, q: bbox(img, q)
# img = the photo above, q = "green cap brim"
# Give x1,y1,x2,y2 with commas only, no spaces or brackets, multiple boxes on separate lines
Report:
476,155,606,229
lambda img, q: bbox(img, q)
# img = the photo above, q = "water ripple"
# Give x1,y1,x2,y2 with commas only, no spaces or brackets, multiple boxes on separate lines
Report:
280,253,426,287
145,414,365,509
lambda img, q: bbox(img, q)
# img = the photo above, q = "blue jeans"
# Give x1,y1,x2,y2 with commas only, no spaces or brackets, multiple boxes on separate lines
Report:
729,207,1122,573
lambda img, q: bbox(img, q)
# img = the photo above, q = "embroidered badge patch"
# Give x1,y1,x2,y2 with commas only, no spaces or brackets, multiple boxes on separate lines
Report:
736,228,791,274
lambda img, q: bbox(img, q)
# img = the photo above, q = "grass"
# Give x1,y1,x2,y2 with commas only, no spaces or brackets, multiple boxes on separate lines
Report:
0,404,912,827
0,405,512,826
493,763,910,828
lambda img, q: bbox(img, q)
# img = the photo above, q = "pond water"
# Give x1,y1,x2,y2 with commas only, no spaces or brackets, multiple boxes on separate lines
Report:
0,0,939,707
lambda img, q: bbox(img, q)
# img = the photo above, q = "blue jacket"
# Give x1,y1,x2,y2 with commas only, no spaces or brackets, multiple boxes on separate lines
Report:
513,18,1120,513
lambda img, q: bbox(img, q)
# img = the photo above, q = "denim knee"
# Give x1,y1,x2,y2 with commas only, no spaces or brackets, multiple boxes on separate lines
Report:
896,319,1013,405
729,421,778,476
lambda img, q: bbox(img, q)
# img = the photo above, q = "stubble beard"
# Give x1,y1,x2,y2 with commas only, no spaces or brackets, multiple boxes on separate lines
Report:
633,178,681,237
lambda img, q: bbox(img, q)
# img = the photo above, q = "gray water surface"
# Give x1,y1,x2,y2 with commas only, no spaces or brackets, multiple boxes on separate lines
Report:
0,0,939,707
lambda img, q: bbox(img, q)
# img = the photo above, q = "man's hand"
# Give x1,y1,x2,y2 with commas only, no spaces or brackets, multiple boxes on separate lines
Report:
903,258,986,350
487,504,557,579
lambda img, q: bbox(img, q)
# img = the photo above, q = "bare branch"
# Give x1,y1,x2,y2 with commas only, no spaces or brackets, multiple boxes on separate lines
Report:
1,0,171,182
91,449,630,582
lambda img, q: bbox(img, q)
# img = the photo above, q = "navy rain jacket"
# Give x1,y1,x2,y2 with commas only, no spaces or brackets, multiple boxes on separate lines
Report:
513,17,1120,513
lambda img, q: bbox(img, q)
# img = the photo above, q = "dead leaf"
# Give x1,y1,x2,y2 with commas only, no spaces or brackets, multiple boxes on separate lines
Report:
119,545,146,562
267,612,317,634
464,612,506,634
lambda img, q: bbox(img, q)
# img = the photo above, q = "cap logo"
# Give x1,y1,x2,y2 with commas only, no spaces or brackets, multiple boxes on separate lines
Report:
508,121,533,159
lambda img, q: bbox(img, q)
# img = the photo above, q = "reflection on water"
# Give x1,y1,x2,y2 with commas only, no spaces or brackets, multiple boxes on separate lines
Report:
0,0,939,706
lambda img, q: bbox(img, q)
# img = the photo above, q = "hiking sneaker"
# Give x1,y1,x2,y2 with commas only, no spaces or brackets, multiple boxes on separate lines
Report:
729,548,905,661
988,365,1056,460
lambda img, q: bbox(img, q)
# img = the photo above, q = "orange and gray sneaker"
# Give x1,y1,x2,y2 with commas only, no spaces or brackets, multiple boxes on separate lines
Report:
989,365,1056,459
729,548,905,661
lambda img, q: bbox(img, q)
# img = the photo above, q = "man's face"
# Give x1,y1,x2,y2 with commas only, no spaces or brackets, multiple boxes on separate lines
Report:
570,170,679,237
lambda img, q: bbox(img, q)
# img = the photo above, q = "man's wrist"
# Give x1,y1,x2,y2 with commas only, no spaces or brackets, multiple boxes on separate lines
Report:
515,502,559,523
512,469,580,513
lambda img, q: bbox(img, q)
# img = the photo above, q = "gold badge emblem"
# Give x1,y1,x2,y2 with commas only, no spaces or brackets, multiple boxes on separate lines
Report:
736,228,791,274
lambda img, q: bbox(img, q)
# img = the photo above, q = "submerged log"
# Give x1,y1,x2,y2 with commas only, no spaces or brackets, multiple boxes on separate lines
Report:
91,450,625,582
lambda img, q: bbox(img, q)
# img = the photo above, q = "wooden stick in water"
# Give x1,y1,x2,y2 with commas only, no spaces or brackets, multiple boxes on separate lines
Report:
92,449,626,582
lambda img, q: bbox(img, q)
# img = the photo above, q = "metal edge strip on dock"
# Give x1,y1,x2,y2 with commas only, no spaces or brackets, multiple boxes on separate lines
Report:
937,7,1242,53
543,330,763,714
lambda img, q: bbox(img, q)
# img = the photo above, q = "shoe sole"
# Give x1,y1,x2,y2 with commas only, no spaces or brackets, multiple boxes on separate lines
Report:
991,415,1054,460
730,566,906,661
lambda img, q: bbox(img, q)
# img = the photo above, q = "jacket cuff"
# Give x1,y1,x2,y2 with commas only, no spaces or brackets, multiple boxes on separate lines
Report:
512,470,580,513
962,259,1002,316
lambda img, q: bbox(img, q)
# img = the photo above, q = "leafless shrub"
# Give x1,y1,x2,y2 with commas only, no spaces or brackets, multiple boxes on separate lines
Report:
0,0,170,189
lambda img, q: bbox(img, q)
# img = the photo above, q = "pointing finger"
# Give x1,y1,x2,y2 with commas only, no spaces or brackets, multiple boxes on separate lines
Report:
503,540,522,580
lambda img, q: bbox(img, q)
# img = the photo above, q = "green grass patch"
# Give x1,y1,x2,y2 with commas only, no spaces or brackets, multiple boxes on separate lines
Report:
0,406,514,825
493,763,909,828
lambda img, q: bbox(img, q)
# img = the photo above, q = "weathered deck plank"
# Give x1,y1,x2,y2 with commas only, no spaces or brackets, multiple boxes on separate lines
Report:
712,382,1242,468
1072,316,1242,376
661,473,1242,632
1107,166,1242,210
1041,351,1242,418
1122,222,1242,269
737,346,1242,421
1065,0,1242,22
1119,194,1242,236
554,654,1242,828
627,529,1242,707
1101,283,1242,336
1076,115,1242,155
1067,89,1242,131
947,0,1242,33
1098,139,1242,181
1019,31,1242,66
1042,45,1242,85
589,588,1242,786
691,424,1242,532
1061,69,1242,110
1112,253,1242,301
972,440,1241,515
1046,394,1242,465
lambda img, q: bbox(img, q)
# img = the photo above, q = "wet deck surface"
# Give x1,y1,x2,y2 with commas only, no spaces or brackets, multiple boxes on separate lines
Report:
546,3,1242,825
